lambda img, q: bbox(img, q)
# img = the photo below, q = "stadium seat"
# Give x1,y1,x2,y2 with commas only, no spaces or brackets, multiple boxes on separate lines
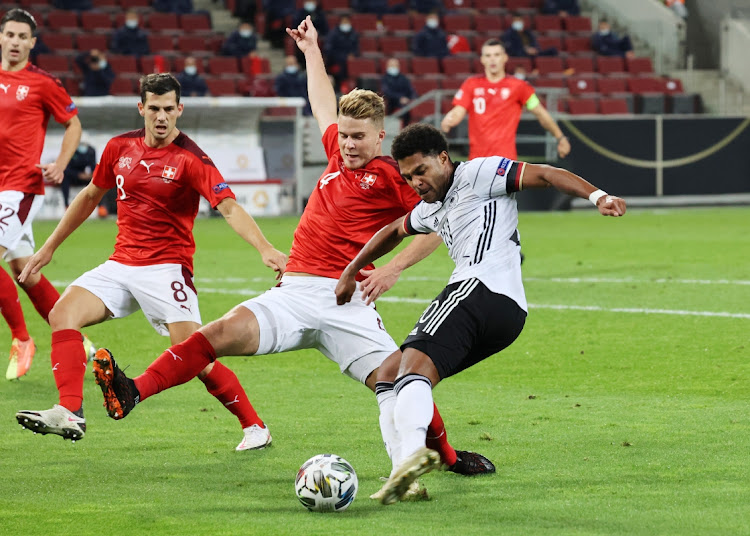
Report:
411,76,441,96
505,0,537,11
668,93,698,113
139,55,173,74
564,55,595,75
119,0,151,9
147,35,174,54
358,74,381,93
636,94,666,114
147,13,180,33
443,14,474,33
599,97,630,114
359,35,379,54
321,0,350,10
46,10,79,30
441,76,465,91
534,76,565,88
411,57,440,74
379,35,409,56
410,100,442,122
473,0,506,12
107,55,139,76
347,56,380,78
381,14,411,32
441,56,473,74
205,78,239,96
412,14,427,31
109,78,135,96
42,33,74,51
208,57,241,76
534,56,564,75
34,54,69,77
179,13,212,33
244,75,275,97
563,35,591,54
626,56,654,75
563,16,592,33
505,57,532,74
596,56,626,75
536,35,562,52
597,77,628,94
63,77,80,97
567,98,598,115
80,12,113,32
350,13,379,33
474,15,504,34
178,35,213,55
566,76,598,95
173,56,205,73
627,77,664,94
240,55,270,75
76,33,108,52
663,78,684,93
533,14,562,32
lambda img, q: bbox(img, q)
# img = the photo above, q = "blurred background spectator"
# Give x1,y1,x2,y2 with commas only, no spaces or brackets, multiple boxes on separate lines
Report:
592,19,634,58
324,14,360,86
412,12,450,58
381,57,417,122
176,57,208,96
275,55,311,115
222,21,258,57
75,50,115,96
292,1,329,38
111,10,150,57
263,0,295,49
502,14,558,57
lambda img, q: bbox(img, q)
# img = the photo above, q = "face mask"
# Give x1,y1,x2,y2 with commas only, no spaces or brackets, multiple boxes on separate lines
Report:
599,28,610,35
125,19,138,29
185,65,197,76
239,29,253,38
339,23,351,32
304,2,316,11
512,21,523,31
386,66,399,76
514,72,525,80
426,19,439,29
285,65,299,74
77,145,88,154
98,59,108,69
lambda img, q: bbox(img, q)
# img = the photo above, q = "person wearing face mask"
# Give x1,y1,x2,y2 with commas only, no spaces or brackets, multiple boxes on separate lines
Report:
323,14,360,87
412,12,450,58
501,14,557,58
274,55,311,115
222,21,258,57
176,56,208,97
263,0,295,48
293,0,329,38
591,19,634,58
60,141,107,216
380,57,417,122
111,10,150,57
75,49,116,96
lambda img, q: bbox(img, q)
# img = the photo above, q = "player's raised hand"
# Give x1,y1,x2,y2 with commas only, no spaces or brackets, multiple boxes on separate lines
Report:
557,136,571,158
261,248,288,280
335,275,357,306
358,265,400,305
36,162,64,184
18,248,53,284
597,195,626,217
286,16,319,54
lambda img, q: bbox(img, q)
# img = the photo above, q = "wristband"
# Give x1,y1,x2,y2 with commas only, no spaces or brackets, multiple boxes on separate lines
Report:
588,189,607,205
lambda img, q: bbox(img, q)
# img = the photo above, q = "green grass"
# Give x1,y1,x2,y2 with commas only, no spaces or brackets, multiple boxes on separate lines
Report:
1,207,749,535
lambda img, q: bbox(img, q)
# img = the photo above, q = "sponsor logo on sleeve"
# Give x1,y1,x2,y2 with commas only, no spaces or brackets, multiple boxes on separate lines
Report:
496,157,511,177
212,182,230,194
65,102,77,113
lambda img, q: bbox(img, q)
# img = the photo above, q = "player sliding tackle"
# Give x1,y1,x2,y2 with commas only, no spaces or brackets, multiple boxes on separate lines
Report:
336,123,626,505
90,17,495,496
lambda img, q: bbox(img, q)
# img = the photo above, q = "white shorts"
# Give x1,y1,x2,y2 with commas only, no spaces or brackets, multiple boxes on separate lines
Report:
240,275,399,384
0,190,45,261
71,260,202,336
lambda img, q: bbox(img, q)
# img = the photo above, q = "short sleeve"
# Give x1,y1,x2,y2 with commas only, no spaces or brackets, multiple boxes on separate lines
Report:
518,80,536,108
405,205,433,235
321,123,340,160
91,140,117,190
187,154,236,208
452,78,473,110
461,157,527,199
43,76,78,124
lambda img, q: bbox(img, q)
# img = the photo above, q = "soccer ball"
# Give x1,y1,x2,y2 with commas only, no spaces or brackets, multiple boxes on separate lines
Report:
294,454,358,512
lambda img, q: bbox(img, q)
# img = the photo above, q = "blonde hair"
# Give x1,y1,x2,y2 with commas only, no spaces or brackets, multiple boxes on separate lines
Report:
338,89,385,128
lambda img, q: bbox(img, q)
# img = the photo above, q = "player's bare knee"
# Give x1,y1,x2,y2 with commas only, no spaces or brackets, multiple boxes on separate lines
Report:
202,306,259,356
47,301,76,331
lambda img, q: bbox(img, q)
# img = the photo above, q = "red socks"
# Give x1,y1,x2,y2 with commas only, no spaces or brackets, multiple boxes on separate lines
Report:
23,275,60,322
134,331,216,401
0,268,29,341
51,329,86,412
426,402,458,466
200,361,263,429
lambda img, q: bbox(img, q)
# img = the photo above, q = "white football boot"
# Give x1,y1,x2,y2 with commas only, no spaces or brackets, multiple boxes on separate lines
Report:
236,424,272,451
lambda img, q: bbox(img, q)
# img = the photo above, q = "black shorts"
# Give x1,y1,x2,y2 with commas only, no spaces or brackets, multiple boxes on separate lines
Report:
401,278,527,380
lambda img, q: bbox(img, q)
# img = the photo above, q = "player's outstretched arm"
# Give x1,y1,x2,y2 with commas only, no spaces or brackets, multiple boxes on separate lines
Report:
520,163,626,217
528,103,571,158
336,217,410,305
18,181,107,284
37,115,82,184
216,198,287,279
440,105,467,133
358,232,442,305
287,16,337,135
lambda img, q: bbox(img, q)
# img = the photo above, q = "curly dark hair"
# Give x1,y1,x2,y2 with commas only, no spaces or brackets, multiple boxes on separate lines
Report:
391,123,448,162
1,8,37,33
139,73,181,104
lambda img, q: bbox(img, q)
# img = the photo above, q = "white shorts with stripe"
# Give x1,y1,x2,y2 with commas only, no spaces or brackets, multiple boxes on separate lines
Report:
0,190,45,261
70,260,201,336
239,275,399,384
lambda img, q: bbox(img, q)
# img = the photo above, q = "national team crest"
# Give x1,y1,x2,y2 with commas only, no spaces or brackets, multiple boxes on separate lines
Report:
118,156,132,169
162,165,177,180
358,172,377,189
501,88,511,100
16,85,29,101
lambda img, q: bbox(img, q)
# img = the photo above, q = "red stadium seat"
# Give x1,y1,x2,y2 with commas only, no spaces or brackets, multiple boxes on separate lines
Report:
80,12,113,32
534,76,565,88
411,56,440,74
76,33,109,52
564,55,595,74
410,76,441,96
536,35,562,52
381,14,411,32
240,55,271,75
441,56,473,74
597,77,628,95
179,13,211,33
119,0,150,9
626,56,654,75
147,35,174,54
663,78,684,93
110,78,136,96
563,35,592,54
359,35,379,54
505,57,532,74
34,54,69,76
46,10,79,30
321,0,350,10
350,13,379,33
534,56,564,75
533,15,562,32
147,13,180,33
139,55,173,74
505,0,537,11
567,98,598,114
42,33,74,51
443,14,474,33
566,76,598,95
379,35,409,56
177,35,213,55
596,56,625,75
107,54,139,75
474,15,504,34
563,16,592,33
627,77,664,94
599,97,630,114
205,78,239,96
244,75,276,97
207,57,241,76
347,56,380,78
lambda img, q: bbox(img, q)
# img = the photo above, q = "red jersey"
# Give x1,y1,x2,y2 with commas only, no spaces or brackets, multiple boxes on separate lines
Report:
286,123,420,279
0,63,78,194
92,129,234,272
452,75,536,160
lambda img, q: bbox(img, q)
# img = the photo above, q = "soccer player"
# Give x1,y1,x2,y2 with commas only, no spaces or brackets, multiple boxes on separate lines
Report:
441,39,571,161
16,73,287,448
335,122,626,504
0,9,87,381
91,17,494,490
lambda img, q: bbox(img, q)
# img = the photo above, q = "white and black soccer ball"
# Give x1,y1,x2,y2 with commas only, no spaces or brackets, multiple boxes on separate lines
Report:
294,454,358,512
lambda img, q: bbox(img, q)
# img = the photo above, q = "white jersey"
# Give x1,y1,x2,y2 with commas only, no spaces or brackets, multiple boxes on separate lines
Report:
405,156,528,312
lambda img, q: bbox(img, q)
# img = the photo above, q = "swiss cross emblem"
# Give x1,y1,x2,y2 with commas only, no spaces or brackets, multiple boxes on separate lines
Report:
16,85,29,101
358,172,377,189
162,165,177,180
501,88,511,100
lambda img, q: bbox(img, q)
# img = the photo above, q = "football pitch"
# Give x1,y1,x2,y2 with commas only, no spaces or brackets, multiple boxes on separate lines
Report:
1,207,748,535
